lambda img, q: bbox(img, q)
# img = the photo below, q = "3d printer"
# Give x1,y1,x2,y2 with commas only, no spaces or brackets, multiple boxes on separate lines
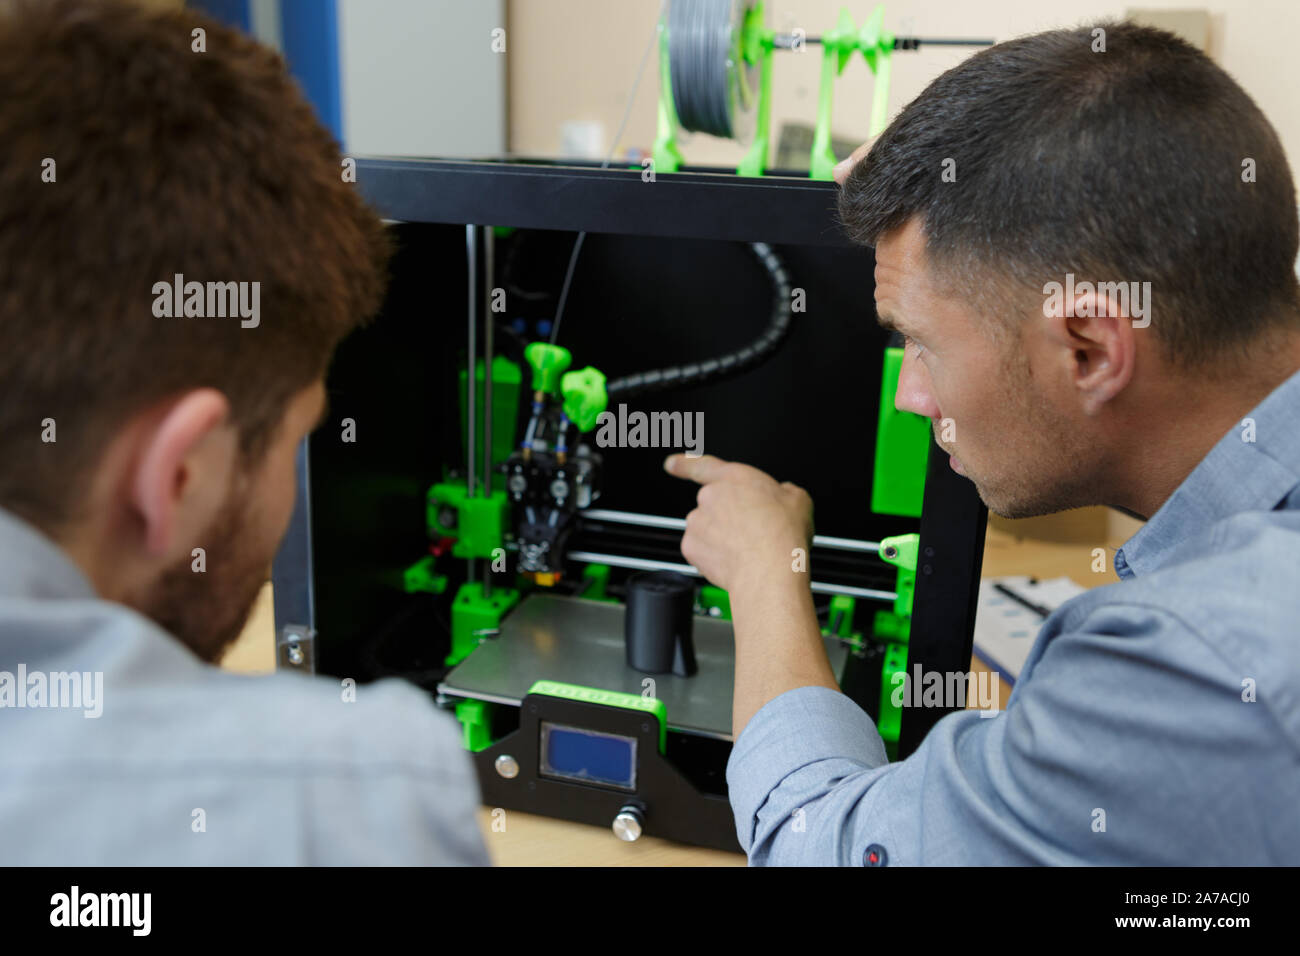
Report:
270,2,990,852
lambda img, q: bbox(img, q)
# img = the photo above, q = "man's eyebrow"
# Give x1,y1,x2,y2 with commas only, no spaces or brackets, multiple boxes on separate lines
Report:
876,310,907,334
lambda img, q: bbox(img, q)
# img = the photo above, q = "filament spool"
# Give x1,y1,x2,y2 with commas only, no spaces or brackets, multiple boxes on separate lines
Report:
667,0,758,141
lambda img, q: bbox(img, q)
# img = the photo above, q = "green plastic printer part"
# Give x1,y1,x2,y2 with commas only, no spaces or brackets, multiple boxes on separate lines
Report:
428,481,508,560
857,4,895,137
456,698,495,752
654,3,894,179
877,641,908,760
560,366,608,432
809,5,894,178
402,555,447,595
877,532,918,618
524,342,572,396
580,562,615,602
447,581,520,666
824,594,859,646
871,346,931,517
654,2,775,178
872,607,909,643
875,532,919,757
528,680,667,754
869,345,926,745
653,12,686,175
698,585,732,621
459,356,521,471
810,8,858,180
736,3,773,178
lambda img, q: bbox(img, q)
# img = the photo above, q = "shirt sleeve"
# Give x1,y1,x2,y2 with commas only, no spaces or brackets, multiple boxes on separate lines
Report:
726,601,1261,865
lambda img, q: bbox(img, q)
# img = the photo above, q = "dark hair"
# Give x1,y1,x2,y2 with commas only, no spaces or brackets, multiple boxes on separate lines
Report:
838,20,1300,367
0,0,390,532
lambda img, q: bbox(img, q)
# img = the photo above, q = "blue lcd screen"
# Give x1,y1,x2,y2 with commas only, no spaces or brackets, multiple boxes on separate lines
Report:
540,722,637,790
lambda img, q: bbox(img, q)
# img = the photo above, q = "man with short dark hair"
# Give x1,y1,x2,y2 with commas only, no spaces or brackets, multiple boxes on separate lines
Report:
0,0,487,864
668,21,1300,864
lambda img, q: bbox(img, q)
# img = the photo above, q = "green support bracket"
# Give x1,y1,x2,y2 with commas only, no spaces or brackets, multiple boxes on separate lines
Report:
654,2,894,180
878,532,918,618
580,562,615,602
736,5,774,178
875,532,918,755
823,594,863,650
827,594,856,634
429,481,508,560
871,346,931,517
447,582,520,666
654,2,895,180
810,7,858,181
402,555,447,595
858,5,894,136
878,641,908,760
872,607,910,643
455,698,495,752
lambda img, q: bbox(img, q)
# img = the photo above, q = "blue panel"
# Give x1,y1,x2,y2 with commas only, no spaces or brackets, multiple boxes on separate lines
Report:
190,0,252,33
541,723,637,789
280,0,342,141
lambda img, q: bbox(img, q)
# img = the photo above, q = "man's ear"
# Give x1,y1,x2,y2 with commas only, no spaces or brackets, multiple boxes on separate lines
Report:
129,389,233,557
1041,287,1139,414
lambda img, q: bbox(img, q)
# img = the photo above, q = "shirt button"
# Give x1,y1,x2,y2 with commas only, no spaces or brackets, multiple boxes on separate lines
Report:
863,843,888,867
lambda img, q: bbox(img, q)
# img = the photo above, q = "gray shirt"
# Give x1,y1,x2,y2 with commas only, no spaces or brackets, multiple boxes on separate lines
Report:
0,508,489,865
728,366,1300,865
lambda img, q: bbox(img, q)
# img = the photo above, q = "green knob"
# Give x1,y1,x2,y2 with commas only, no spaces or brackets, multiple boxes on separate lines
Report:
561,366,608,433
524,342,572,395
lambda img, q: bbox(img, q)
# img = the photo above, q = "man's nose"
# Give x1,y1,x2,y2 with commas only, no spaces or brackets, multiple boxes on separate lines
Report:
894,348,940,419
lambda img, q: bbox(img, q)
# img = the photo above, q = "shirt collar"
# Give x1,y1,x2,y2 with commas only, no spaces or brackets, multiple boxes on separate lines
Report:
0,506,98,600
1115,365,1300,579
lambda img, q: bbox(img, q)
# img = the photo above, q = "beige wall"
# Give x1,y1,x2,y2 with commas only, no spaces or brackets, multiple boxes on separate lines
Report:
507,0,1300,183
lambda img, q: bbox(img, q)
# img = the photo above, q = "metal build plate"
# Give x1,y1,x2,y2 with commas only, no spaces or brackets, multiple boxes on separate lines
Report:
439,594,849,741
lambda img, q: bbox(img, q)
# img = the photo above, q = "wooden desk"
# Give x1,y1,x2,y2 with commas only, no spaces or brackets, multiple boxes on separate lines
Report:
224,511,1136,864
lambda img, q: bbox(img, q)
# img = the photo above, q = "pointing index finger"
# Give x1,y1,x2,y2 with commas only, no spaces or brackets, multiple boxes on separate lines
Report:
664,453,731,485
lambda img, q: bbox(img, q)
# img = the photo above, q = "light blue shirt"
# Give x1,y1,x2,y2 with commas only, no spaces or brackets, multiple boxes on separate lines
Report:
727,366,1300,865
0,508,490,865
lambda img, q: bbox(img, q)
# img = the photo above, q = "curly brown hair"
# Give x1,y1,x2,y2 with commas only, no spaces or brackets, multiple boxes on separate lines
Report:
0,0,390,533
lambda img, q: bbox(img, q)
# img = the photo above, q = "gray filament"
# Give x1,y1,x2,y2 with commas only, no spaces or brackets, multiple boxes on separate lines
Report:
669,0,745,138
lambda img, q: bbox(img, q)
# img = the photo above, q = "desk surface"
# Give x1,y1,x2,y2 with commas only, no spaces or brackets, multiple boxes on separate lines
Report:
224,511,1134,865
